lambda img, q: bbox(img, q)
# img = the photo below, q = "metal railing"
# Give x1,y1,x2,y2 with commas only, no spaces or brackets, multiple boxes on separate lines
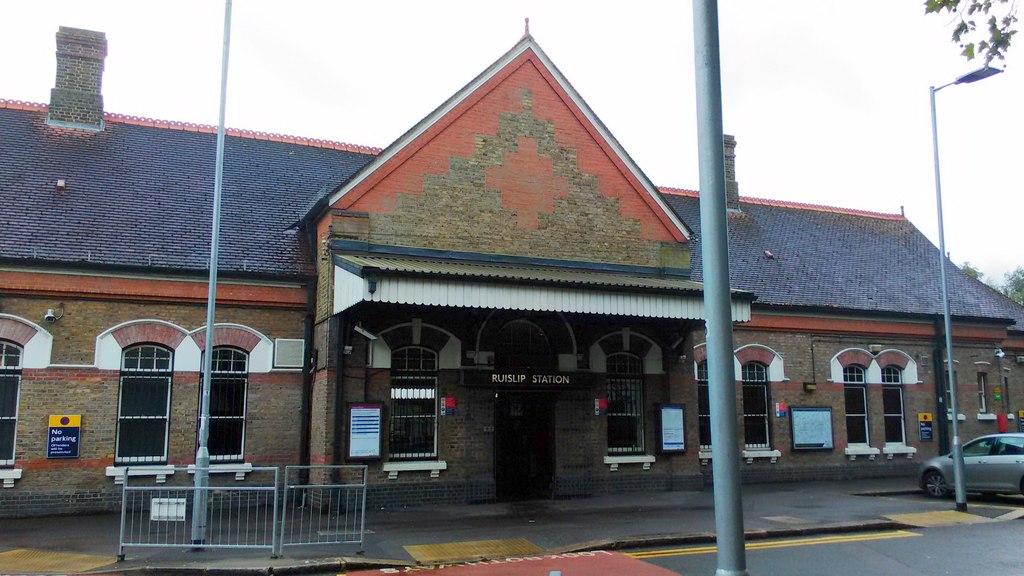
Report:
118,466,280,560
280,465,367,551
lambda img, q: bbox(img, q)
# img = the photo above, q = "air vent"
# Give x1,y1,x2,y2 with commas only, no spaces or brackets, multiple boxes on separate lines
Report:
274,338,305,368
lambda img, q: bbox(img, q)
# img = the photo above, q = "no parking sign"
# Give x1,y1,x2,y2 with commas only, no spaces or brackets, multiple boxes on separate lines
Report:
47,415,80,459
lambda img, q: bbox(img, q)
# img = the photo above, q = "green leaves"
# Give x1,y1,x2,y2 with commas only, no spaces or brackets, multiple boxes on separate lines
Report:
925,0,1018,63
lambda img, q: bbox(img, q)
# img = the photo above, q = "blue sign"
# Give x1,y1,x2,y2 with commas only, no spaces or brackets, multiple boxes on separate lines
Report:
919,420,933,442
47,414,81,458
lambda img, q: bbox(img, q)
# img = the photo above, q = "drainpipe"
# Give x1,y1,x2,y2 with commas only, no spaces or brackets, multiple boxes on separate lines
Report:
334,313,349,467
934,317,950,455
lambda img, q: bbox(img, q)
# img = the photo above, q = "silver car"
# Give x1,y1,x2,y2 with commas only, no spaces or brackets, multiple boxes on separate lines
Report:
919,433,1024,497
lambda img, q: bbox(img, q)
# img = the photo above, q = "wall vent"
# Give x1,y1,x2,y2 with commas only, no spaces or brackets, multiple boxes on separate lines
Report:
274,338,305,368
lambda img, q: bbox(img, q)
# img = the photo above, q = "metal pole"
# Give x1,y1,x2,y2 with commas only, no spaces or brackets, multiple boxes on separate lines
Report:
192,0,233,545
929,84,967,511
692,2,747,575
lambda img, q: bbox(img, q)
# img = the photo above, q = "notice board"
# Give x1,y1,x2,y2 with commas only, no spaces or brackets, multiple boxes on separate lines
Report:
348,404,382,460
658,404,686,453
790,407,834,451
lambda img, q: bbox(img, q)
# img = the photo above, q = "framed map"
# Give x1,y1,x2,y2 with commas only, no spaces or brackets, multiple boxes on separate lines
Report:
790,407,834,451
658,404,686,453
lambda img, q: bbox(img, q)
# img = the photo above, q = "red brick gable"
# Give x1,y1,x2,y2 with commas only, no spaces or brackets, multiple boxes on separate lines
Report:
329,40,689,267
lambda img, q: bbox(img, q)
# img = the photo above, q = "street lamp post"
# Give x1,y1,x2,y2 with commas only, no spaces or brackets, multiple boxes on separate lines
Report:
929,65,1002,512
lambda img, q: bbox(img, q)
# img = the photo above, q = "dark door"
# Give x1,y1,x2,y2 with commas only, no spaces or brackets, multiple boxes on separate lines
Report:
495,391,554,500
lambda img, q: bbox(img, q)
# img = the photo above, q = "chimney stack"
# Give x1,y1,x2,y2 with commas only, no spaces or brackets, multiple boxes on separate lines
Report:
723,134,740,211
47,26,107,131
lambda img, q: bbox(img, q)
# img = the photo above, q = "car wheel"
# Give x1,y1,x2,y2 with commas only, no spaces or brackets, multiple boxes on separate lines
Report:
923,470,949,498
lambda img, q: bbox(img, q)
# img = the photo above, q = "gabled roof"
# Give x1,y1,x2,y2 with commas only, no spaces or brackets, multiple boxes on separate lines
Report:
320,35,692,242
0,101,375,278
662,189,1024,331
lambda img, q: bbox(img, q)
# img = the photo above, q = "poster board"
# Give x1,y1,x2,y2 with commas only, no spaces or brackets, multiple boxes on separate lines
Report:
348,404,382,460
790,407,834,451
658,404,686,453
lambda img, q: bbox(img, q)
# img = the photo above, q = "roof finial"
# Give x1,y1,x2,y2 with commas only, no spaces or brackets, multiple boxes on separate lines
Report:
524,17,530,37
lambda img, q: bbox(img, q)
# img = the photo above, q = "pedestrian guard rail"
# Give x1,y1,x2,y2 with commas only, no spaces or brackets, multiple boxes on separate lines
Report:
117,464,367,559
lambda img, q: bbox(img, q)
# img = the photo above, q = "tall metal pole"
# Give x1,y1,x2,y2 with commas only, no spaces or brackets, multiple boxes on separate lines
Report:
192,0,233,545
929,83,967,512
692,2,747,575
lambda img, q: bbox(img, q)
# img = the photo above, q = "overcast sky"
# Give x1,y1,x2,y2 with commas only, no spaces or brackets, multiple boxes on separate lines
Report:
3,1,1021,283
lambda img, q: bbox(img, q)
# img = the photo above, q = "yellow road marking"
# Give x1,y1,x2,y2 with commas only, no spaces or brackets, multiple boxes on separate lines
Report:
627,530,920,559
404,538,543,564
886,510,995,527
0,549,116,573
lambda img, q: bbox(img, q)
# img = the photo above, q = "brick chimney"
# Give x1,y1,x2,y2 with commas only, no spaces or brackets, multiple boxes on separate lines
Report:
724,134,740,211
46,26,107,131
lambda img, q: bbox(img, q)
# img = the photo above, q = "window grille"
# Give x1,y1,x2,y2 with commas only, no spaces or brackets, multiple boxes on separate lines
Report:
977,372,988,413
844,365,868,444
696,361,711,450
882,386,906,444
741,362,770,449
389,347,437,460
0,341,22,466
607,352,644,455
116,345,173,464
201,348,248,462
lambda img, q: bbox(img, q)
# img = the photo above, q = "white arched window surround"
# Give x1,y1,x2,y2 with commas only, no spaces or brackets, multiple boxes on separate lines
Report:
733,344,787,382
0,314,53,369
370,321,462,369
95,320,274,373
829,348,919,384
590,328,663,375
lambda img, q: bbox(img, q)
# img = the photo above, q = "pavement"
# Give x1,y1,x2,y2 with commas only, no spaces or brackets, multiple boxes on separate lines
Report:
1,475,1022,575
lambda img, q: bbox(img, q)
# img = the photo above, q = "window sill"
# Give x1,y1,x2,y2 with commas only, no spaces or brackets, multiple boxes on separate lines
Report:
603,455,655,471
187,463,253,481
977,413,997,422
383,460,447,479
882,444,917,460
106,465,175,485
844,445,881,461
0,469,23,488
945,412,967,422
742,449,781,464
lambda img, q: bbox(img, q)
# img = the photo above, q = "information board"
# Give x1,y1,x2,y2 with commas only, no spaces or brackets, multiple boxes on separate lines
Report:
348,404,382,460
790,407,833,451
658,404,686,453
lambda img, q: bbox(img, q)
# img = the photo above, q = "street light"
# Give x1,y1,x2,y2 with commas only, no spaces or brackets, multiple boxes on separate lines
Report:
929,65,1002,512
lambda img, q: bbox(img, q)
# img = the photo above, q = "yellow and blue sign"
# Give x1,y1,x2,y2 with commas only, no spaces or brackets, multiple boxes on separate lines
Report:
47,415,81,459
918,412,933,442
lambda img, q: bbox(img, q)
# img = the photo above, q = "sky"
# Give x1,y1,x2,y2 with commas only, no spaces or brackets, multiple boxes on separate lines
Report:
2,1,1021,284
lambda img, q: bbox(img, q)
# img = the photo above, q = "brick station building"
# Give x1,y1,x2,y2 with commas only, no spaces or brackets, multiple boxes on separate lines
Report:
1,27,1023,516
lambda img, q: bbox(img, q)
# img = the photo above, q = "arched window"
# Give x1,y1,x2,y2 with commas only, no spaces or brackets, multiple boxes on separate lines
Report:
881,365,906,445
844,365,869,445
607,352,644,454
389,346,438,460
202,347,249,463
117,345,173,464
742,363,770,449
495,320,554,372
696,361,711,450
0,341,23,467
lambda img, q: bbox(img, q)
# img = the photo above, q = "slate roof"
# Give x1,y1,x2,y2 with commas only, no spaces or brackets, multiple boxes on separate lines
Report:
663,190,1024,331
0,103,375,279
2,101,1021,332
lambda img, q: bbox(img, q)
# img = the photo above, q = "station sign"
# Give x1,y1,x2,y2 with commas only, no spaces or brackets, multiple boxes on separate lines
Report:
47,414,81,458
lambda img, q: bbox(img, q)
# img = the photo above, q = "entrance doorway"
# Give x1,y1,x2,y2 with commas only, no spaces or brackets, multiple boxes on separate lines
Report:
494,391,554,500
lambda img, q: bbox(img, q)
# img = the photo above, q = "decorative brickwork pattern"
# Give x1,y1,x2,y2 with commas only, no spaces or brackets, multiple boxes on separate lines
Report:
0,317,38,346
111,322,187,349
190,326,263,352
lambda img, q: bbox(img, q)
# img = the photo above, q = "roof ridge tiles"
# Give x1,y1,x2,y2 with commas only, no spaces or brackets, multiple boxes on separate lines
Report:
0,98,381,155
658,186,905,221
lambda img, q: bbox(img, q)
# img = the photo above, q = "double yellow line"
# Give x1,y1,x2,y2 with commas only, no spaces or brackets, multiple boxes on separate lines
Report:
627,530,921,559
